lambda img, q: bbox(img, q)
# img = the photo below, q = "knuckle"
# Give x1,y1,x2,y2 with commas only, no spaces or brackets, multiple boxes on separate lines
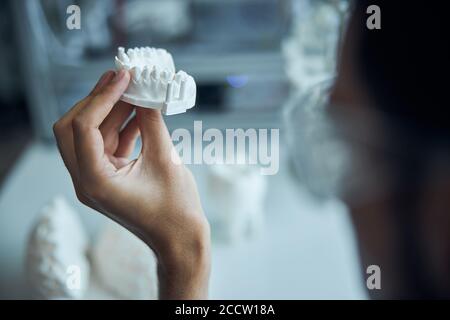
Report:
160,159,184,182
52,119,66,136
155,155,173,175
71,115,84,131
71,115,90,133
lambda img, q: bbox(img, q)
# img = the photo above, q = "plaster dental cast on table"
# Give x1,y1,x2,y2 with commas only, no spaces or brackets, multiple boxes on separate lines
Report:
115,47,196,115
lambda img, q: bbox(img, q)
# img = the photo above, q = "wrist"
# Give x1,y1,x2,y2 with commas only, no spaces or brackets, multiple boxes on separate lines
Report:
166,218,210,268
157,222,211,299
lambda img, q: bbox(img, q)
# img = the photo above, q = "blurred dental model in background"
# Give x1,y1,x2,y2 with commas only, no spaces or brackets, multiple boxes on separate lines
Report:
91,220,158,300
26,197,90,299
25,197,158,300
207,164,268,243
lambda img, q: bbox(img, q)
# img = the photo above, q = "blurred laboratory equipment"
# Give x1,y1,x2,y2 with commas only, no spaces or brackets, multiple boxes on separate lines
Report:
283,80,349,200
111,0,192,42
283,0,349,91
26,196,90,299
207,164,268,243
282,0,350,199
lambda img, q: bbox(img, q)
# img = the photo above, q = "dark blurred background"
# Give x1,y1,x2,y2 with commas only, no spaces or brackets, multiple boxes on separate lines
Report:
0,1,31,185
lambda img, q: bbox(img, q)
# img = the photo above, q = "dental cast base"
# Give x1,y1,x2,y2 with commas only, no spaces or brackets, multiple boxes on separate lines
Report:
115,47,196,115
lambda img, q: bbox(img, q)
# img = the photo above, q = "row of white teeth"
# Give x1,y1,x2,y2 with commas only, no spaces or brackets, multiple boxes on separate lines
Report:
124,69,189,102
126,66,187,85
115,47,191,102
117,47,172,64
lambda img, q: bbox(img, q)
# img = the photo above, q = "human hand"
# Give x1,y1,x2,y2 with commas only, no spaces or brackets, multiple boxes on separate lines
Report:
53,70,210,299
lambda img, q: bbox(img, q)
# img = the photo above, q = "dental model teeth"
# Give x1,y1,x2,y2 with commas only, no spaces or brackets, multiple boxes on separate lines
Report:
115,47,196,115
25,197,90,299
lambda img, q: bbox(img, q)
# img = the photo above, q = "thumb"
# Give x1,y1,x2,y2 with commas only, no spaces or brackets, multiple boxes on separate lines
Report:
135,107,174,159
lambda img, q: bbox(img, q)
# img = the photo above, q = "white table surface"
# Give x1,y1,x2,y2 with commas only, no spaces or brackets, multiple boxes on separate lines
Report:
0,141,367,299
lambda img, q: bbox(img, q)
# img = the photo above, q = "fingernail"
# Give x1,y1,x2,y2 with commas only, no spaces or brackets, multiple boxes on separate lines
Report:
112,69,127,83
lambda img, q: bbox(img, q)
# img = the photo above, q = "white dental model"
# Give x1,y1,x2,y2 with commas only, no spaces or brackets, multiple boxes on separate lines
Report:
207,164,268,243
26,197,90,299
91,220,158,300
25,197,158,300
115,47,196,115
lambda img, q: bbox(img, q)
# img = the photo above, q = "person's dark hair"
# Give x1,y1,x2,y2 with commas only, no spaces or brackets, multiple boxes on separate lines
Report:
353,1,450,298
355,0,449,142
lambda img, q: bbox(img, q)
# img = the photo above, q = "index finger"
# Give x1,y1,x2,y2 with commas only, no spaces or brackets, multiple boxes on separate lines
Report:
75,69,130,128
53,70,116,179
72,70,130,180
